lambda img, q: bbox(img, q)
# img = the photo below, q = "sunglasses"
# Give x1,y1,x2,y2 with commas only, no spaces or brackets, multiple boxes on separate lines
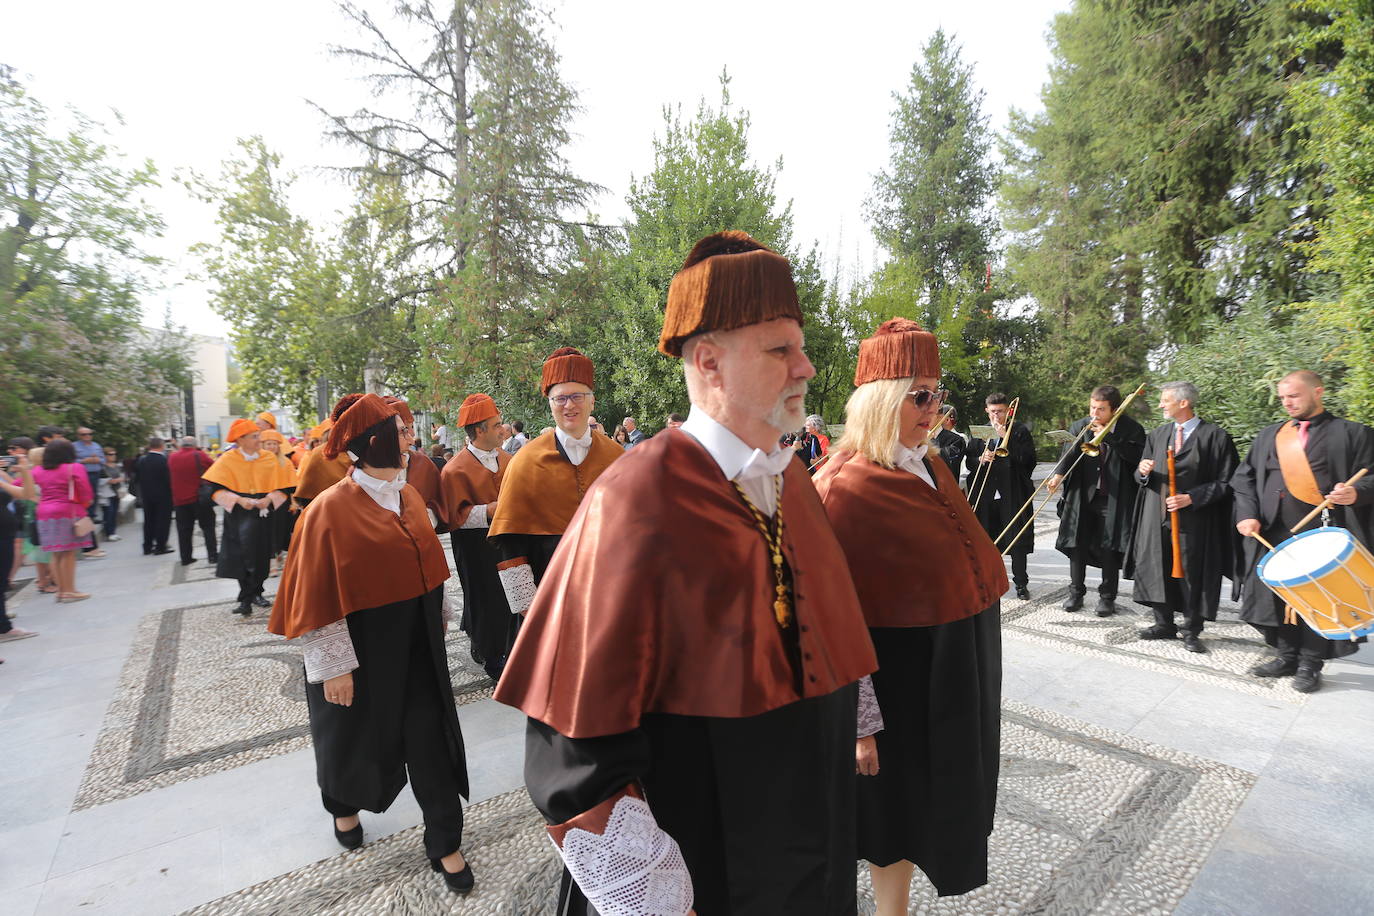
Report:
906,388,948,409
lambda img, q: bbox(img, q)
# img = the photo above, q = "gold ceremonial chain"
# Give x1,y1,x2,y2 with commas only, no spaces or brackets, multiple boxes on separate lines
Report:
731,476,793,628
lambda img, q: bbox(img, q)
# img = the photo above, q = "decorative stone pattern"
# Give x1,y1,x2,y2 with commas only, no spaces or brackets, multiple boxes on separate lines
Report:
1002,585,1313,703
74,580,489,810
186,702,1252,915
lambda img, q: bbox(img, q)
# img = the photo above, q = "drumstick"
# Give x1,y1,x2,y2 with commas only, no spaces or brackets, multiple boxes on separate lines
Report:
1290,468,1369,533
1246,531,1277,552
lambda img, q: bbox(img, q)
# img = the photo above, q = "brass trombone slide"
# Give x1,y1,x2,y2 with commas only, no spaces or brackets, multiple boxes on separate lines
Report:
992,423,1092,551
924,405,955,447
969,397,1019,514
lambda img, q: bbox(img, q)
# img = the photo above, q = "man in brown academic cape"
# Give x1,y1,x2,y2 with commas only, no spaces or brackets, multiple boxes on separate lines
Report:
203,419,297,615
440,393,518,680
495,231,877,915
486,346,623,615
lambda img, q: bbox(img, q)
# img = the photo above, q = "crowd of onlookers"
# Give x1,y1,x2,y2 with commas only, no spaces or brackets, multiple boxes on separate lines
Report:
428,412,689,461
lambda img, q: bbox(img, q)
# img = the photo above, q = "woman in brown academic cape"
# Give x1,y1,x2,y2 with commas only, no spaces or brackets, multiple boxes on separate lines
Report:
268,393,474,894
813,319,1006,912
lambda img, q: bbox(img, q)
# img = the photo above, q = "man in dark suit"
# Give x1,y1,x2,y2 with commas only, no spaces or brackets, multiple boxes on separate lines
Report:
169,436,218,565
134,437,174,555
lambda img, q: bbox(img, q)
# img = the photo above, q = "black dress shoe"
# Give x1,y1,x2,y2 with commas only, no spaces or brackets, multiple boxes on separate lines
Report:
1250,657,1298,678
1015,585,1031,600
1095,598,1116,617
1293,667,1322,693
252,595,272,608
430,855,475,894
153,546,174,555
207,554,219,563
181,558,195,566
334,818,363,850
1182,633,1207,653
1137,625,1178,641
234,602,252,616
1062,594,1084,612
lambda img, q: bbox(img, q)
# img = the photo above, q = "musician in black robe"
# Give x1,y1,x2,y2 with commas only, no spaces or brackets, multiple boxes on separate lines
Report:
933,406,966,481
965,393,1036,598
1233,370,1374,693
1127,382,1240,653
1050,385,1146,617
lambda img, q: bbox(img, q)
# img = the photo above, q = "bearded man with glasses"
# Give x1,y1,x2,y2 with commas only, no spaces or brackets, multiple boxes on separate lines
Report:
486,347,623,619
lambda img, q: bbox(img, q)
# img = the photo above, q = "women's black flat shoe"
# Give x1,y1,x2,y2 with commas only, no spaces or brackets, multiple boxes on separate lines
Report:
429,856,475,893
334,819,363,850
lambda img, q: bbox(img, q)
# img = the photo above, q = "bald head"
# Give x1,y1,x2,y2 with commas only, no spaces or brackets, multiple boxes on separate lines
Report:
180,436,197,448
1277,370,1325,420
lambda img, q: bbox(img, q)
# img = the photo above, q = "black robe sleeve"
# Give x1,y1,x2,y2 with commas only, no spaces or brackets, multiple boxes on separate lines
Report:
524,719,653,824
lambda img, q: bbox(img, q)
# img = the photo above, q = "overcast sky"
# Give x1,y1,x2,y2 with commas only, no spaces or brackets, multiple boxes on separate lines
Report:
4,0,1069,338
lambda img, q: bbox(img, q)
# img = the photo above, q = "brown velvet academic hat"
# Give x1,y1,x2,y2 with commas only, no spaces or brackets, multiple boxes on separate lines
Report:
853,318,941,386
226,419,259,443
381,396,415,427
457,393,499,426
324,393,398,459
540,347,595,396
658,230,804,358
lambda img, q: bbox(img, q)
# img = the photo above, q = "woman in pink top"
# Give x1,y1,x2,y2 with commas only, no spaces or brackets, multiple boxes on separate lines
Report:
32,438,94,602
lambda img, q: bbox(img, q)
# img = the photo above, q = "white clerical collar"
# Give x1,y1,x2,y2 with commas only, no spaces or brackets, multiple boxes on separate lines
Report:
681,406,791,481
467,443,500,462
352,466,405,493
554,425,592,451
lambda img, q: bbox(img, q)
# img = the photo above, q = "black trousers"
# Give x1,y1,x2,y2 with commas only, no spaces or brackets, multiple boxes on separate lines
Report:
317,629,466,859
174,501,218,564
1068,495,1118,599
1069,554,1119,600
1274,621,1332,671
0,533,13,634
1009,552,1028,589
1151,577,1204,635
142,498,172,552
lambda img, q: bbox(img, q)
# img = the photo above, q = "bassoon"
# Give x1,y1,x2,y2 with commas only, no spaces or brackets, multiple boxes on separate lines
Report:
1167,447,1184,579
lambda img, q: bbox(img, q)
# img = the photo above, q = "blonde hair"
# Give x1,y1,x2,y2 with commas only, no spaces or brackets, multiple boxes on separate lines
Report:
833,377,912,469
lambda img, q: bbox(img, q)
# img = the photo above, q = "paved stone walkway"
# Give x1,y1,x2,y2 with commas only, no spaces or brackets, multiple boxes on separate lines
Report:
2,489,1371,913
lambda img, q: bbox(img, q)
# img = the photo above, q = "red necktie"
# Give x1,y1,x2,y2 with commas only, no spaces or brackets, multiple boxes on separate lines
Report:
1175,424,1184,453
1298,419,1310,449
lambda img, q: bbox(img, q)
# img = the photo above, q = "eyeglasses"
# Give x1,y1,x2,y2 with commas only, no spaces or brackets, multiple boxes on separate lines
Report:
906,388,948,409
549,393,589,407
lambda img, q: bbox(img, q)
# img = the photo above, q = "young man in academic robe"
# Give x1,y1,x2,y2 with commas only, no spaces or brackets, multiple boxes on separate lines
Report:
1233,370,1374,692
1048,385,1146,617
1127,382,1240,653
293,420,353,509
439,393,518,681
486,346,623,615
202,419,297,615
965,392,1036,599
495,231,877,915
933,405,965,480
268,393,474,894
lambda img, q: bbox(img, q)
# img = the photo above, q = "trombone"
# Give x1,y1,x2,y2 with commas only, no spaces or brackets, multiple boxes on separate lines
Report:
968,397,1019,514
924,404,955,447
993,383,1147,554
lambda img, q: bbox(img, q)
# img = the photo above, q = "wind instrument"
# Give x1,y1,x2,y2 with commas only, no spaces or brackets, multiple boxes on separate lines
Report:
1080,383,1148,457
924,405,955,447
969,397,1019,514
1167,447,1184,578
991,423,1092,550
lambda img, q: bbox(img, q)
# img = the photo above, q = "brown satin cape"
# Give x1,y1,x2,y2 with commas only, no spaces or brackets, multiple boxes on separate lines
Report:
486,429,622,537
814,450,1008,627
267,476,451,640
403,449,444,521
294,449,354,501
493,429,877,739
202,448,298,495
440,447,509,528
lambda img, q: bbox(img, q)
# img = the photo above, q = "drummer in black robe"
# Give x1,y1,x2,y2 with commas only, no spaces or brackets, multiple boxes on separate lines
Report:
815,319,1004,908
965,392,1036,598
1233,370,1374,693
932,406,965,480
486,346,621,616
1049,385,1146,617
494,231,877,915
202,419,296,616
439,393,519,680
1127,382,1240,653
267,393,473,893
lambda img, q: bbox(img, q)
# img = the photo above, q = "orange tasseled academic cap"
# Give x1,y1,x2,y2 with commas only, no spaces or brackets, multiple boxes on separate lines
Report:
540,347,595,396
324,394,398,459
853,318,941,386
457,393,499,426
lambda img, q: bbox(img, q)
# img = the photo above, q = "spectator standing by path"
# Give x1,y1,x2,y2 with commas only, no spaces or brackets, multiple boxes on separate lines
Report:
169,437,218,566
134,438,174,555
72,427,108,557
13,443,55,594
623,416,646,447
31,438,94,602
6,438,41,588
664,412,685,429
98,447,125,541
502,420,527,455
0,444,39,646
795,414,831,470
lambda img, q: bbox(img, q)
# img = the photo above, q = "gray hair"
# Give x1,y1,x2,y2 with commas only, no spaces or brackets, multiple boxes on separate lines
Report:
179,436,197,448
1161,381,1199,407
805,414,825,431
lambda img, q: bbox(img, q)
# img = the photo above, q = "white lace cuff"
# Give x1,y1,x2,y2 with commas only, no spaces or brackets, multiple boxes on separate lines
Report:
301,619,359,684
460,503,489,529
857,675,884,739
498,561,537,614
558,794,694,916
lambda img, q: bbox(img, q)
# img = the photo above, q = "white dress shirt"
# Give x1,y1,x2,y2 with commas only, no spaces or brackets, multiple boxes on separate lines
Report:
459,444,502,529
680,406,791,516
555,425,593,467
892,442,935,488
350,466,405,516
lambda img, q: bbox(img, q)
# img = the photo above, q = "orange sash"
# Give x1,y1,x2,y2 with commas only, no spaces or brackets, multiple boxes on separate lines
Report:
1275,420,1323,506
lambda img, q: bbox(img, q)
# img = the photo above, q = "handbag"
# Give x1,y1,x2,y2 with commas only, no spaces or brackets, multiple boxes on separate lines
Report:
69,468,96,538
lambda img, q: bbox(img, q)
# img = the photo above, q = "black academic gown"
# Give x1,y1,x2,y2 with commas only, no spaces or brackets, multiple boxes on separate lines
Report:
1232,413,1374,656
965,422,1036,554
1127,420,1242,618
1055,415,1146,566
487,435,577,585
934,428,966,481
211,490,274,603
449,523,520,680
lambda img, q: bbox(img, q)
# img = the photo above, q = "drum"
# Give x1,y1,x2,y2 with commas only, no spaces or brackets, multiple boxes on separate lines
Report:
1257,527,1374,641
